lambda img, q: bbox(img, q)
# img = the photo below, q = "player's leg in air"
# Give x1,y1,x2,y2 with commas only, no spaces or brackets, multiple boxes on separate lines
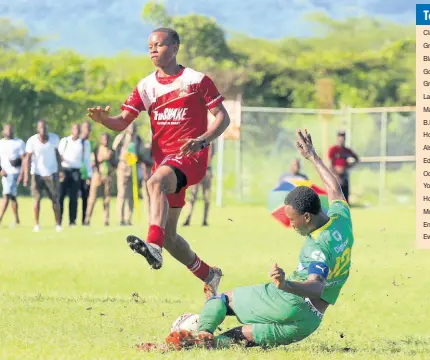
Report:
127,160,222,295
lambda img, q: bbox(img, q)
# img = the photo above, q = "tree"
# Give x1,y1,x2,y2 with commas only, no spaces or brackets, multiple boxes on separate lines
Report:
141,0,172,28
0,18,44,52
141,1,231,63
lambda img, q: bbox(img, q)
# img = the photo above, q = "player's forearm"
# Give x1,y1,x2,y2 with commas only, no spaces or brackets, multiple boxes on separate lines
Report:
100,115,131,131
281,280,324,298
310,153,343,200
200,110,230,143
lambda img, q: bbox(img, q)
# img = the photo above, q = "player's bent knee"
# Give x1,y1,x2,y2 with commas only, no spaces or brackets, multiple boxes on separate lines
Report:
206,293,233,310
206,292,234,316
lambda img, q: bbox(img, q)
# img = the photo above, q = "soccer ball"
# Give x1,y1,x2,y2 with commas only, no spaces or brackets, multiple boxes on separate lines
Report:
171,313,200,333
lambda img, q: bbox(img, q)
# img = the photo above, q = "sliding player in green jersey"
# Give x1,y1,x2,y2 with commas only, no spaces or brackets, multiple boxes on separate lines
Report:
141,128,354,351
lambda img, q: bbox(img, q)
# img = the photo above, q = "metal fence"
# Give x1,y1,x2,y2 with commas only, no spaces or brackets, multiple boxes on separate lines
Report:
215,106,416,208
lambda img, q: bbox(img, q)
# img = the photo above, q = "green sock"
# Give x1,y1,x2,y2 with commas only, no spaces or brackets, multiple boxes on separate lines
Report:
197,298,227,333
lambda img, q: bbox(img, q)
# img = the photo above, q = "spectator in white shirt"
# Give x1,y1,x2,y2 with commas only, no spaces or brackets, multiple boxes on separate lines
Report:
23,120,62,232
58,123,92,227
0,124,25,226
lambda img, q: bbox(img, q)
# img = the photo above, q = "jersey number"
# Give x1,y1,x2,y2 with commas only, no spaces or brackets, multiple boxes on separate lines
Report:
327,247,351,280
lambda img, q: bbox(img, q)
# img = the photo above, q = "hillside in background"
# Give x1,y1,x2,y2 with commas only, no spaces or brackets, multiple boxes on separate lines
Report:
0,0,418,56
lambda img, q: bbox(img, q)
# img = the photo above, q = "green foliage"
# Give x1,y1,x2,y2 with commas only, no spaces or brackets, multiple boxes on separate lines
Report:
0,18,44,52
0,10,415,141
141,0,172,28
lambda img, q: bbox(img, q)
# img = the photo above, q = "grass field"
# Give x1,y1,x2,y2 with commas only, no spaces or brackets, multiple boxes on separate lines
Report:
0,198,429,359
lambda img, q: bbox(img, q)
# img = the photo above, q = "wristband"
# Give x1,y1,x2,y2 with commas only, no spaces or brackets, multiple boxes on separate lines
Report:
198,137,209,149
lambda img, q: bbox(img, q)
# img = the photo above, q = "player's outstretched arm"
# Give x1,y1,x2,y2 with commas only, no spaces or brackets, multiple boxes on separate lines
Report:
87,106,137,132
295,129,345,203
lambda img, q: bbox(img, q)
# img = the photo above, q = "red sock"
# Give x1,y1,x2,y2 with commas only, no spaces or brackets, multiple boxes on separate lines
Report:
187,254,210,281
147,225,165,248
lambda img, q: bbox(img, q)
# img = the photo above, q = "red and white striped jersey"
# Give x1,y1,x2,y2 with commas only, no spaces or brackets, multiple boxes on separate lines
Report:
121,66,224,162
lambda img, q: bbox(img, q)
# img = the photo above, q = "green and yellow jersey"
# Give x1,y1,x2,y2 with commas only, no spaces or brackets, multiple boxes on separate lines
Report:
288,200,354,305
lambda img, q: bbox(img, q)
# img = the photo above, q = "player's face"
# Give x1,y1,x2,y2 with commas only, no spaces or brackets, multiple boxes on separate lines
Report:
284,205,310,236
148,32,178,68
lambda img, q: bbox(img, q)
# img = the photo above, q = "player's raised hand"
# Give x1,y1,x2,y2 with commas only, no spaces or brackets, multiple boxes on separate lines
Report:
178,138,205,156
296,129,317,160
270,263,286,290
87,106,111,124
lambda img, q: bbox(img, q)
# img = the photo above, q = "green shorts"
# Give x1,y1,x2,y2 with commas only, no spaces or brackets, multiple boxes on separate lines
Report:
231,283,323,347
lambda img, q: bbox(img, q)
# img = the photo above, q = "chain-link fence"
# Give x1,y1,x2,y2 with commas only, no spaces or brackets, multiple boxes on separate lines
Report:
215,106,415,207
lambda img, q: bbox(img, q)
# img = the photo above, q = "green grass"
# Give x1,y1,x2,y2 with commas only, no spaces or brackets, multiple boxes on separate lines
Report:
0,198,429,359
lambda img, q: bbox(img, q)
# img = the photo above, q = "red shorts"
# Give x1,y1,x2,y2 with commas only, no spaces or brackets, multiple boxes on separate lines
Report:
151,153,208,208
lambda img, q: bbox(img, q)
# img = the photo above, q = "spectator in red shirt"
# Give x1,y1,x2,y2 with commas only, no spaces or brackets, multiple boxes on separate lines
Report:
327,130,359,203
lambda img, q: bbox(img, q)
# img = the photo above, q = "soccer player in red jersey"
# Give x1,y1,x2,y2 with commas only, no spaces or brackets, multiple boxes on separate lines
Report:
87,28,231,296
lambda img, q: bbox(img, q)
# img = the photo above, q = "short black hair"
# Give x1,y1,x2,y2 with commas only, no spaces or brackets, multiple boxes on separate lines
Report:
284,186,321,215
152,27,180,45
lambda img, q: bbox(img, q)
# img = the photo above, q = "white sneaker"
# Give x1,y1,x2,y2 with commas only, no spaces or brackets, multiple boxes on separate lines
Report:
204,267,223,300
56,225,62,232
33,225,40,233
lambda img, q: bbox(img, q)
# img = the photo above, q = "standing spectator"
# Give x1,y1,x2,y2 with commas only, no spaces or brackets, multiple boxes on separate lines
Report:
327,130,359,204
23,120,62,232
0,124,25,226
183,142,215,227
80,120,93,225
58,124,92,227
85,133,113,226
278,159,309,184
112,122,146,226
